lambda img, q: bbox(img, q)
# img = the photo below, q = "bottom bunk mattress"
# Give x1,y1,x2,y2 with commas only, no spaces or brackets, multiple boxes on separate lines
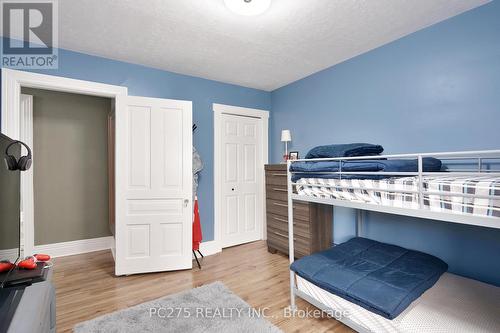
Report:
290,238,448,320
295,175,500,218
297,273,500,333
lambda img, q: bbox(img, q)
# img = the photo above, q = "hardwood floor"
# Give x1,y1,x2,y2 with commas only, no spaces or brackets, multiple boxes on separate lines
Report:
53,241,354,333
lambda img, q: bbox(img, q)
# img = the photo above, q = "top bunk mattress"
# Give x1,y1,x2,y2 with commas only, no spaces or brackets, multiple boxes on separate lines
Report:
295,175,500,218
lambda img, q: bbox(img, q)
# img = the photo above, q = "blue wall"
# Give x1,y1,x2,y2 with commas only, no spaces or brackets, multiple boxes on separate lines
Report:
2,2,499,285
0,41,271,242
270,1,500,285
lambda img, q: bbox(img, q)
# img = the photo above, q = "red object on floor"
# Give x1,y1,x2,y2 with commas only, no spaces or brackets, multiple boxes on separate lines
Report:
34,254,51,262
0,261,15,273
18,257,37,270
192,197,203,251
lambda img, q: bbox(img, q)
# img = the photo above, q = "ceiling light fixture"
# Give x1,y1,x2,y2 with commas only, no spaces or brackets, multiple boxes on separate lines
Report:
224,0,271,16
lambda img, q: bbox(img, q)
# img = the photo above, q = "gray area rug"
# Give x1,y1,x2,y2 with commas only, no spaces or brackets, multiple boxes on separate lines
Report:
74,281,283,333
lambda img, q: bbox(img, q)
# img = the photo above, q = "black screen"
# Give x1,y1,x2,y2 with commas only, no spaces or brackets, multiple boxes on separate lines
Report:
0,134,21,269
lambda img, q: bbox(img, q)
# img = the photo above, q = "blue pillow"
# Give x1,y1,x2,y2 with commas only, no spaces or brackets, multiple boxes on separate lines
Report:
305,143,384,159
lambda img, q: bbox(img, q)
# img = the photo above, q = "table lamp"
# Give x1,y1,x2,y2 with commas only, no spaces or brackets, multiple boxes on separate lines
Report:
281,129,291,162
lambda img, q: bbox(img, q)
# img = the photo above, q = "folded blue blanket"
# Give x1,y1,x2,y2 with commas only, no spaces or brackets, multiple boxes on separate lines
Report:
305,143,384,159
290,157,442,181
291,237,448,319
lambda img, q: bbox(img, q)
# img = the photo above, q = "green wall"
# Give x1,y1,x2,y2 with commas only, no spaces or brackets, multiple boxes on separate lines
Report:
0,141,20,252
22,88,112,245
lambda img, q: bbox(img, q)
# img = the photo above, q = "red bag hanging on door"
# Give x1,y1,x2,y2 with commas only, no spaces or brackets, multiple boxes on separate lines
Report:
192,196,203,251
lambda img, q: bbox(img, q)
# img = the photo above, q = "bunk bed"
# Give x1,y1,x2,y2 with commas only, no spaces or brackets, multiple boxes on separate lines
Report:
286,150,500,333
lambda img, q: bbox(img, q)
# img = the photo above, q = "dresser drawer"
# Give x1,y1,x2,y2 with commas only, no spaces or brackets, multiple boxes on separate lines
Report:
265,172,287,186
265,165,286,172
266,199,309,220
267,226,310,256
267,213,310,238
266,184,289,201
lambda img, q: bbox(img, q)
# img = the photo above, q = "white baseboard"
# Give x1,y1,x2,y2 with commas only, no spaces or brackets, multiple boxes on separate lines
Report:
197,240,222,257
33,236,114,258
32,237,220,260
0,248,19,261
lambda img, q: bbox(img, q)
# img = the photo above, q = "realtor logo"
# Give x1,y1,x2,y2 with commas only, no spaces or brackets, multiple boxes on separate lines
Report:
1,0,58,69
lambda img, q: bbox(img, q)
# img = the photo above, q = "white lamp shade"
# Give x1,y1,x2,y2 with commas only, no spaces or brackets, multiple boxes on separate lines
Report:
281,130,291,142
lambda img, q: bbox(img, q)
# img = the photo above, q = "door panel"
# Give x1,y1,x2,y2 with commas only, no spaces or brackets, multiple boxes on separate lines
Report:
243,144,256,181
160,223,183,256
127,225,150,258
226,196,239,235
245,194,256,231
155,107,183,190
225,143,238,182
221,113,263,248
127,199,183,216
116,96,192,275
128,106,151,190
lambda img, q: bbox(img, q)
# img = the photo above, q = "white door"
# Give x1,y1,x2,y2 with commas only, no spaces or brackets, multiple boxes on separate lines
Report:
220,113,263,248
115,96,192,275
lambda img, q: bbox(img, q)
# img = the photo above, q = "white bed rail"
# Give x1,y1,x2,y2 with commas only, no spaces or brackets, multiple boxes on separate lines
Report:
292,149,500,162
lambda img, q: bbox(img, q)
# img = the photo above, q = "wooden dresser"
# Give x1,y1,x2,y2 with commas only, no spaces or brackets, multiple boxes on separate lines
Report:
265,164,333,258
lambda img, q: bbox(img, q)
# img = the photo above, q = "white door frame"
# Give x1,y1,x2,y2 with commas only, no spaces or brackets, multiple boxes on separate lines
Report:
19,94,33,258
213,103,269,249
1,68,128,258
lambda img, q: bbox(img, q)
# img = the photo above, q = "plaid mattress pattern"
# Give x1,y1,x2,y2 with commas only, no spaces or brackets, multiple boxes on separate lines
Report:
295,175,500,218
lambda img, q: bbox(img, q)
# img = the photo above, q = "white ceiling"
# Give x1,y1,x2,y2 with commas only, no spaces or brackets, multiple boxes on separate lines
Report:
53,1,490,90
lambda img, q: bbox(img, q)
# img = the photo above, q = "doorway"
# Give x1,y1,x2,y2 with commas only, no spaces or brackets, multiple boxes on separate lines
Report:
1,69,127,273
3,69,193,275
20,88,113,256
213,103,269,249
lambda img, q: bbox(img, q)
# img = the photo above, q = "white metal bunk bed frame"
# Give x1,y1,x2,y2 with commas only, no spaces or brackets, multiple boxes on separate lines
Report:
286,149,500,333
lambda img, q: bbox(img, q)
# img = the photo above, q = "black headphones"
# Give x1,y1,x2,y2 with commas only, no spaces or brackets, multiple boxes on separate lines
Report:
4,141,32,171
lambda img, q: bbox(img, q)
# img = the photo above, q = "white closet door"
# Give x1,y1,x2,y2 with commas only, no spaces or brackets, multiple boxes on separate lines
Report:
220,113,263,248
115,96,192,275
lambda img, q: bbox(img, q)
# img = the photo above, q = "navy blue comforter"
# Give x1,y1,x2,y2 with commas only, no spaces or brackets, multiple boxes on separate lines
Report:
290,158,442,181
305,143,384,159
291,237,448,319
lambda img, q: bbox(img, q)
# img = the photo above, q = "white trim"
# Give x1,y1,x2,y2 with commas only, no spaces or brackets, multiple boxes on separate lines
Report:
2,68,128,138
33,236,114,258
19,93,34,257
213,103,270,120
198,240,222,257
1,69,128,269
0,248,20,261
213,103,269,249
3,238,220,261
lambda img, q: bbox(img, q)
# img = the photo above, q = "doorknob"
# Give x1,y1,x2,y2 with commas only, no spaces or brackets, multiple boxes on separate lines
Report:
184,199,189,207
231,188,235,191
